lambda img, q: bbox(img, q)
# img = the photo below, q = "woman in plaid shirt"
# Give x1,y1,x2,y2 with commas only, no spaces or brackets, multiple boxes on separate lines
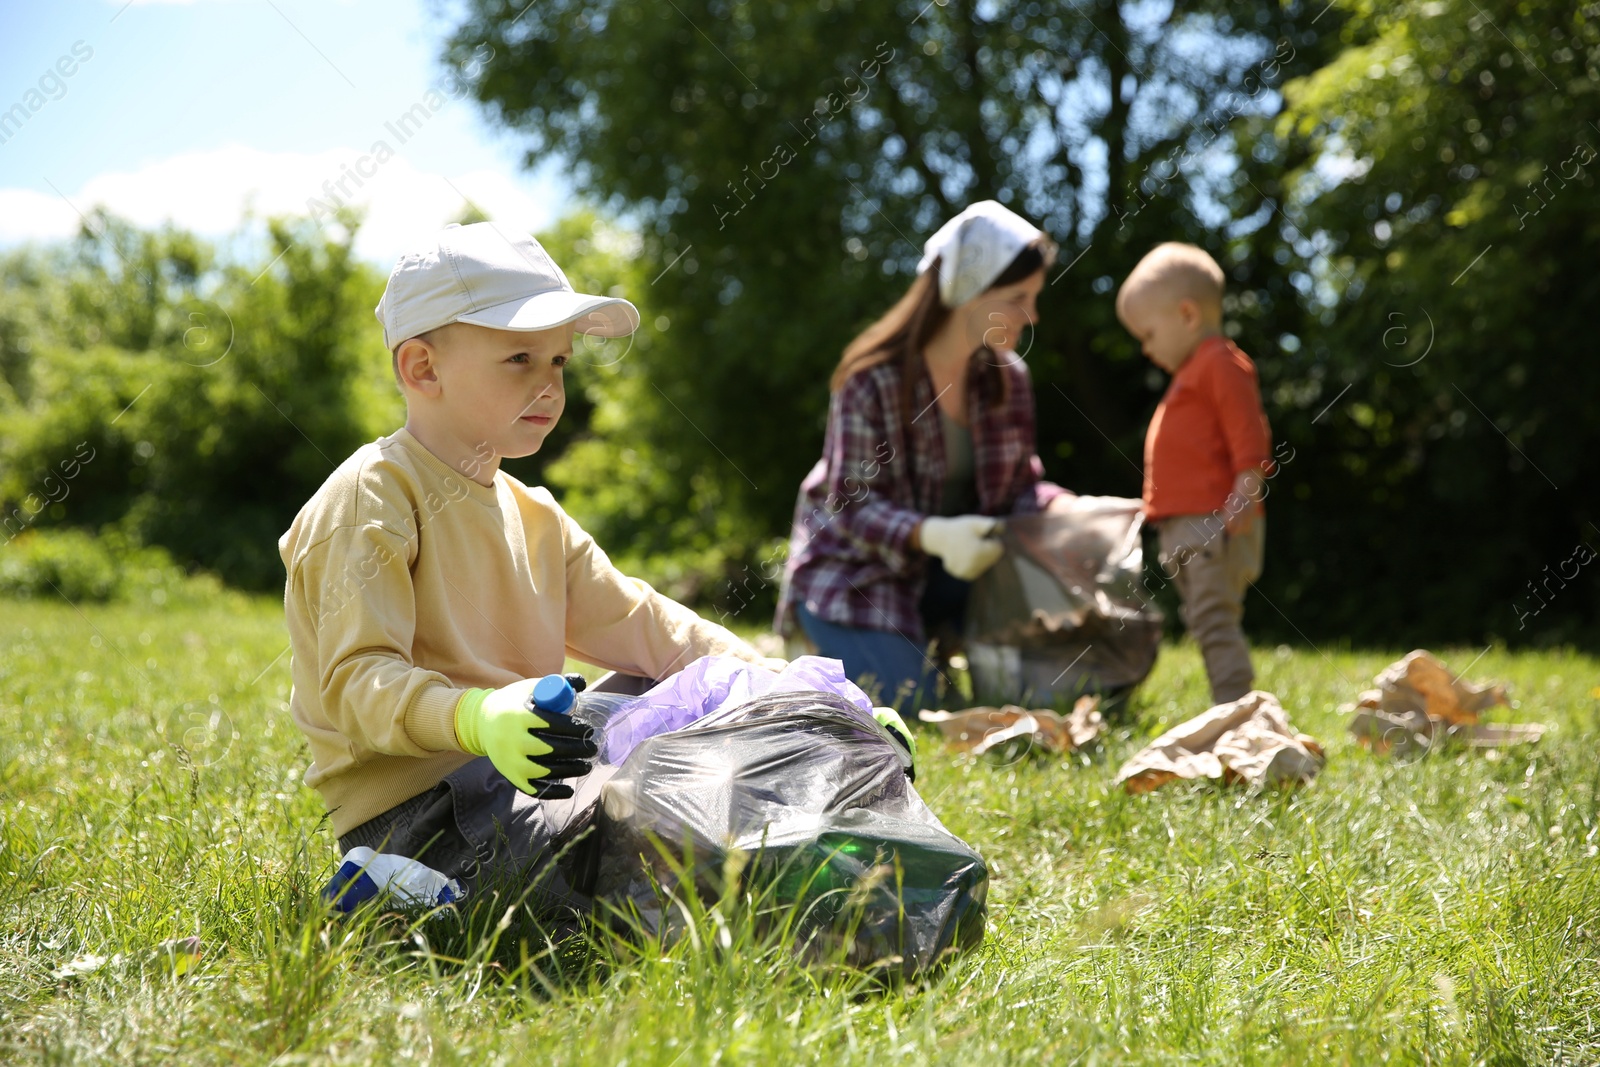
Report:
776,202,1071,709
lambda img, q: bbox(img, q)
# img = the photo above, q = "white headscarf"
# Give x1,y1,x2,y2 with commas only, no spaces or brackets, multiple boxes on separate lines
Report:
916,200,1049,308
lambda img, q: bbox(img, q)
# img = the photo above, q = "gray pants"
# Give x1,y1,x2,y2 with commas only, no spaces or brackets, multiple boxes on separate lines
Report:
337,757,615,915
1157,515,1265,705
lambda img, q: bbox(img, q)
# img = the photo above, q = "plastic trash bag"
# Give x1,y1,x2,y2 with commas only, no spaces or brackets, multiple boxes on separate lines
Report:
965,496,1162,705
597,655,875,765
592,684,988,975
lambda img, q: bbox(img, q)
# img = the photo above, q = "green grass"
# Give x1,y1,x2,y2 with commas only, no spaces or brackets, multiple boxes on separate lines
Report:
2,594,1597,1064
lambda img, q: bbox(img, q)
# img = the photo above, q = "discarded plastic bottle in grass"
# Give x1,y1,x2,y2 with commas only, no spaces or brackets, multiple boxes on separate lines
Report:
323,846,465,914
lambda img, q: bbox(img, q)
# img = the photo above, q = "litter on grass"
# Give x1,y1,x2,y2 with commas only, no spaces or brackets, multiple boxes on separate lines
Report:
323,846,466,913
153,937,203,977
1116,690,1325,794
53,954,117,980
1345,649,1544,756
918,694,1105,756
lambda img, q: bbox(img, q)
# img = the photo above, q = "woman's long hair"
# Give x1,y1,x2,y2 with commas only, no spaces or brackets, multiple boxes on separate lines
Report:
830,240,1052,426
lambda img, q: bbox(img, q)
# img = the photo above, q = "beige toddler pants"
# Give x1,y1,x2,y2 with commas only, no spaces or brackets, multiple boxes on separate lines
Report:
1157,514,1265,705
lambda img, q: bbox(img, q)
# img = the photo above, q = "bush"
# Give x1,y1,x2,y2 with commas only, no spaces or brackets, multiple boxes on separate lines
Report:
0,529,117,601
0,213,401,592
0,528,225,606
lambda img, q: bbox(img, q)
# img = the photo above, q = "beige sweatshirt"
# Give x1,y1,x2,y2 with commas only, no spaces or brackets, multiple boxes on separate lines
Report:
279,427,763,836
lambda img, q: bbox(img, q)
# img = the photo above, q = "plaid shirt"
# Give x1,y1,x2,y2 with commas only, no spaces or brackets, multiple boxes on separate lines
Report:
776,350,1065,641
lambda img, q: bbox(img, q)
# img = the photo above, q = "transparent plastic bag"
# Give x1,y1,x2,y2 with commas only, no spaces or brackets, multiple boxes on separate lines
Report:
594,655,874,764
967,495,1163,703
592,686,988,975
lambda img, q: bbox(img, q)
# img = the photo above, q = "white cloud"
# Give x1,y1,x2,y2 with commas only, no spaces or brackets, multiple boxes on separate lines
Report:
0,144,571,264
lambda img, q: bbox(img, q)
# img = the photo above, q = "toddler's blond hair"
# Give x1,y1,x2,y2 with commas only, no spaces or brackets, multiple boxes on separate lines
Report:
1116,242,1225,320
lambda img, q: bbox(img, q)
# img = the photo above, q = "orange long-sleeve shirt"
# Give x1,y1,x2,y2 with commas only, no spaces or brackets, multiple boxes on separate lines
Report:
1143,336,1272,522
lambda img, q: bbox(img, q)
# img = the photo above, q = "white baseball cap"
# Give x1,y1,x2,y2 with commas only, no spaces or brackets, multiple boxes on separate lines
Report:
917,200,1052,308
375,221,641,350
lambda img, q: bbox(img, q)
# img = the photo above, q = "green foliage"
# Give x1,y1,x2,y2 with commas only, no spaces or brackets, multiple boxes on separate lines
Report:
494,210,771,604
3,594,1599,1061
0,212,403,591
1250,0,1600,642
447,0,1339,622
446,0,1599,642
0,528,223,606
0,528,118,601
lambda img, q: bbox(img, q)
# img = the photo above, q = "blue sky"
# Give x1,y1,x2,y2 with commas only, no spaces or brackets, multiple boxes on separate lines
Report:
0,0,574,262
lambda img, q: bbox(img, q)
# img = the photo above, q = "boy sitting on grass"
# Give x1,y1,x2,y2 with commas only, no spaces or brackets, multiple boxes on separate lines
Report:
279,222,779,911
1116,242,1273,705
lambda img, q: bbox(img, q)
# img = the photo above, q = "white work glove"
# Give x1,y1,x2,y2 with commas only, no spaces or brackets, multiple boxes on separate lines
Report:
919,514,1003,580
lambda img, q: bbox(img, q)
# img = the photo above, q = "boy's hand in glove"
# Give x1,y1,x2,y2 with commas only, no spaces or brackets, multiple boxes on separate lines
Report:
454,680,598,799
918,515,1004,580
873,707,917,781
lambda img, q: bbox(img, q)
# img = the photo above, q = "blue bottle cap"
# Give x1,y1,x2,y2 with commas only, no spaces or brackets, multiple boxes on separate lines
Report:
531,674,575,715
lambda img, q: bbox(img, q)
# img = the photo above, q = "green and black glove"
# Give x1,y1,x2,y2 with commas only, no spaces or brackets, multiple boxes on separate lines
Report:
873,706,917,782
454,678,598,799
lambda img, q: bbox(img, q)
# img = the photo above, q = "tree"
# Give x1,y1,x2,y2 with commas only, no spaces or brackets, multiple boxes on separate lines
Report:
447,0,1335,619
1,212,401,590
1257,0,1600,642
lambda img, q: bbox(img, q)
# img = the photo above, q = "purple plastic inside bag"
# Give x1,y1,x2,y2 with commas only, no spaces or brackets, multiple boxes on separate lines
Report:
600,654,874,765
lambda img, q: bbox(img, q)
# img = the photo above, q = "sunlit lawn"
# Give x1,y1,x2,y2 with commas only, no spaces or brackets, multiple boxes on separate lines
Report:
2,594,1597,1064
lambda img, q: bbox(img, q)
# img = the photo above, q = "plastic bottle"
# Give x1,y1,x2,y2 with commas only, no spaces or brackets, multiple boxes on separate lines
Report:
525,671,592,715
323,846,465,913
531,674,577,715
